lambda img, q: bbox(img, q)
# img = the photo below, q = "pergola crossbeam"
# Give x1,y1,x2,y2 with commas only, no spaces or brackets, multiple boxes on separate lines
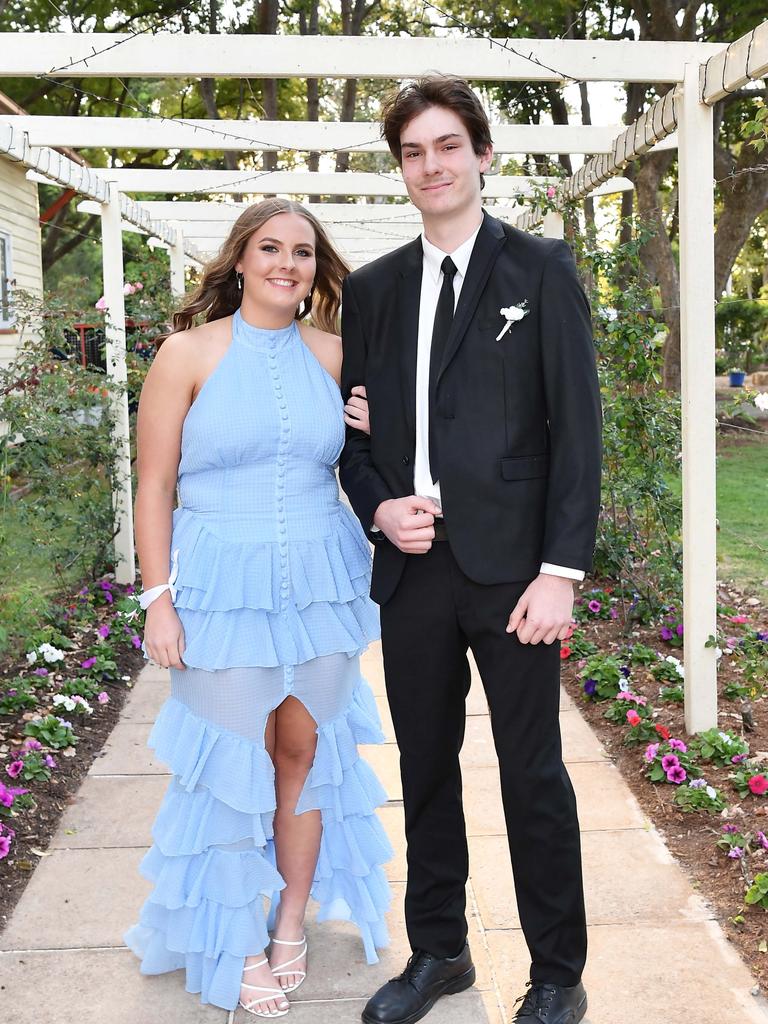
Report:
1,33,727,83
701,18,768,104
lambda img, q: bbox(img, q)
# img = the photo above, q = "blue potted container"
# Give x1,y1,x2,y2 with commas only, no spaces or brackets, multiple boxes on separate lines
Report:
728,368,746,387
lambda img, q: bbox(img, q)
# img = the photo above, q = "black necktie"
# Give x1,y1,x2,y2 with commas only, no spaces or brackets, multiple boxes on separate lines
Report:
428,255,457,484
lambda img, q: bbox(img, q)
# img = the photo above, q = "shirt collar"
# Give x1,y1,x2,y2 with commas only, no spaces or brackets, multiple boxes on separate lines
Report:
421,218,483,285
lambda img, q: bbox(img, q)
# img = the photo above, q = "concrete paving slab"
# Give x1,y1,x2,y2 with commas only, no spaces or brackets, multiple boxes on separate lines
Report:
373,694,395,742
361,642,386,698
462,762,646,837
233,989,496,1024
120,666,169,722
559,708,610,763
0,948,227,1024
363,744,402,801
90,721,169,776
485,923,768,1024
0,847,149,951
379,802,406,883
49,774,167,849
469,829,710,930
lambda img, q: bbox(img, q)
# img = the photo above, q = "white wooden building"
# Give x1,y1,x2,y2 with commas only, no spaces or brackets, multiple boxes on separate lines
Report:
0,93,43,368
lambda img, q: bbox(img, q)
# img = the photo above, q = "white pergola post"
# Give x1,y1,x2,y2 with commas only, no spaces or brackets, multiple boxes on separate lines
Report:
168,221,186,299
100,181,136,584
542,211,565,239
678,62,717,732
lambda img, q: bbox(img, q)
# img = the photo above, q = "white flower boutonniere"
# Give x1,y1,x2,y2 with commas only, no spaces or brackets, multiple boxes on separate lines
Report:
496,300,530,341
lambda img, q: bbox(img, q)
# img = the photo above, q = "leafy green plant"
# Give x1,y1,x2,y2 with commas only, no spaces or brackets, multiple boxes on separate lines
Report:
674,781,726,814
745,873,768,910
0,679,39,715
579,654,624,701
691,728,749,767
659,683,684,704
23,715,77,750
566,629,598,660
624,642,658,666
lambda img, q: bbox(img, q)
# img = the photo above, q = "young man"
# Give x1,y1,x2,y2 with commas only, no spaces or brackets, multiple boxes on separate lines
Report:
340,76,602,1024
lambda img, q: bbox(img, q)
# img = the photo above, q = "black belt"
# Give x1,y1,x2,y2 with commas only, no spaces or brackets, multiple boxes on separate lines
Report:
432,517,448,541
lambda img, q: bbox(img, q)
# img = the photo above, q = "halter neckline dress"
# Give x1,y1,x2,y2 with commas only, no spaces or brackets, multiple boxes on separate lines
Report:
125,309,391,1011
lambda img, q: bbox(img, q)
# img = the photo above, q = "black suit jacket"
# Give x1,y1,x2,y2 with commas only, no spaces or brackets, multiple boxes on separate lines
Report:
339,211,602,605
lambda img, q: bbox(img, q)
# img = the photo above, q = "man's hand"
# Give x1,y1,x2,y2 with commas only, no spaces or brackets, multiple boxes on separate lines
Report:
373,495,441,554
506,573,575,644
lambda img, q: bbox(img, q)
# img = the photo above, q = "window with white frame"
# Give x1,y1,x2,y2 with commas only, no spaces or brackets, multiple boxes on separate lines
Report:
0,232,13,329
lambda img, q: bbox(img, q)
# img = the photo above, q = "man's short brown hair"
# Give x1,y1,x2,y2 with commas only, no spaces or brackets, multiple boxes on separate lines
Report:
380,74,493,167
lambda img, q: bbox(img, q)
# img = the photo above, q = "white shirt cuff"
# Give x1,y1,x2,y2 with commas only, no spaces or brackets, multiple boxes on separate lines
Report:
540,562,585,581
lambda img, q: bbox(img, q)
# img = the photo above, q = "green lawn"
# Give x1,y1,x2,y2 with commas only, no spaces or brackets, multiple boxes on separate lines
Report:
715,436,768,599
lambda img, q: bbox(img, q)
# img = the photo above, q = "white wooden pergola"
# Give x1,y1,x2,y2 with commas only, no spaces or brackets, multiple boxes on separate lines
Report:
1,24,767,731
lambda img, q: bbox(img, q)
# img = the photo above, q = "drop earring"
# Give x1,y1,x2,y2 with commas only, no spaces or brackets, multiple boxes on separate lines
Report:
236,271,243,292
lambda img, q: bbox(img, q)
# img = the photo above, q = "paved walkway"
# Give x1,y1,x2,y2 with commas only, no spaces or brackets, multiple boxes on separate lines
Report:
3,643,768,1024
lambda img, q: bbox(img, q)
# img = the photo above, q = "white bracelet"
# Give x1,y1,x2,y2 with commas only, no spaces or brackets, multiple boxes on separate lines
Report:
139,549,179,610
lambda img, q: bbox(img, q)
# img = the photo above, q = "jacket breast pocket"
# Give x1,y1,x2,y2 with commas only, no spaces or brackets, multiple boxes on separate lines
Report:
500,454,549,481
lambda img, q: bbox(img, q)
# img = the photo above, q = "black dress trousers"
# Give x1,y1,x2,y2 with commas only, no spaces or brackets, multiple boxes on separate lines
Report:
379,541,587,988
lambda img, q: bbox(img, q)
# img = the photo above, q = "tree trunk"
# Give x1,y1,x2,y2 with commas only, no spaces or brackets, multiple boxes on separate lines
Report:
300,0,321,190
714,142,768,298
332,1,379,201
259,0,279,173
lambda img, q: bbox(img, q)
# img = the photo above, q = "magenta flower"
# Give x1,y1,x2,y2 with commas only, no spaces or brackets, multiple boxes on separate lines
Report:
728,847,744,859
609,607,618,620
97,624,110,638
131,635,142,649
22,738,42,751
33,667,49,677
6,760,24,779
588,600,601,614
0,782,28,807
99,580,113,591
660,626,674,641
0,835,11,859
103,591,113,604
731,754,747,764
97,692,109,704
722,824,738,834
756,832,768,851
666,764,687,784
44,754,56,769
81,657,97,670
675,624,684,636
661,754,680,772
644,742,660,763
668,738,688,753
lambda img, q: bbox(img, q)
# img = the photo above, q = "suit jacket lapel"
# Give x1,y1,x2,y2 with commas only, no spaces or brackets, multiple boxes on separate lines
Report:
437,211,506,385
396,237,423,435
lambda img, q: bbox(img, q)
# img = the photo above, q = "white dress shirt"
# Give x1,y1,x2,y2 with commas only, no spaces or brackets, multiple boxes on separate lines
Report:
414,226,584,583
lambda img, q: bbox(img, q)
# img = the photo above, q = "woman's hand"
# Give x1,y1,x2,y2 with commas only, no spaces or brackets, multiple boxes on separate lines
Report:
344,385,370,435
142,592,186,670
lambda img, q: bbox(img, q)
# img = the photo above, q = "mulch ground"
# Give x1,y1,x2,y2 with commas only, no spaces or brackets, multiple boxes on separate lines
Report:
0,641,145,933
562,579,768,991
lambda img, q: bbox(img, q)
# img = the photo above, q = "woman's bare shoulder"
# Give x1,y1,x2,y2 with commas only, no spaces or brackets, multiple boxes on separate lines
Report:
299,324,342,383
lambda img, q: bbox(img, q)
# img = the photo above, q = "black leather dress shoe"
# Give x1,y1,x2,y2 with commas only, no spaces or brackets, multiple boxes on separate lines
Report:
512,981,588,1023
361,944,476,1024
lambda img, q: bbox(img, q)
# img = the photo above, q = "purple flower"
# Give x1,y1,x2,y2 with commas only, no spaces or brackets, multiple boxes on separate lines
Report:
22,739,42,752
0,782,28,807
722,824,738,834
6,760,24,779
757,831,768,851
97,692,109,704
756,631,767,642
81,657,97,670
666,764,687,784
644,742,660,763
33,667,49,677
689,779,707,790
675,624,684,637
103,591,113,604
131,635,142,649
0,835,11,859
732,754,747,764
619,666,630,678
44,754,56,769
588,600,601,614
97,625,110,638
669,738,688,753
728,847,744,859
660,626,674,641
99,580,113,591
609,607,618,620
583,679,597,697
78,586,89,596
661,754,680,772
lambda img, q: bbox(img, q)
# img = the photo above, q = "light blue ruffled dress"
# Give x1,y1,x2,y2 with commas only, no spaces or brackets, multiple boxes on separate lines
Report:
125,310,390,1010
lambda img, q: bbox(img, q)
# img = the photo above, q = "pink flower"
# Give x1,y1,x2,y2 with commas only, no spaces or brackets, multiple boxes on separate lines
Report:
748,774,768,796
661,754,680,772
97,692,109,704
131,635,142,649
81,657,97,670
728,847,744,859
123,282,136,296
617,691,633,701
94,296,107,310
626,709,641,727
731,754,747,764
44,754,56,769
0,834,11,859
729,615,749,624
546,185,556,198
668,738,688,753
644,742,660,763
133,281,143,291
666,764,687,784
97,624,110,638
588,600,601,614
6,760,24,779
756,831,768,851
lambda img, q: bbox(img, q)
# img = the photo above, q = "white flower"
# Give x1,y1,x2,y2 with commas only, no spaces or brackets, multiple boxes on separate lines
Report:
496,300,530,340
706,786,718,800
38,642,65,664
714,647,723,659
755,393,768,411
26,650,37,664
718,731,732,743
665,655,685,677
52,694,76,712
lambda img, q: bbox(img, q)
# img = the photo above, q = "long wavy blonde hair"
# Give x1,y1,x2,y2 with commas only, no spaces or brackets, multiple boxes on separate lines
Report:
158,198,349,344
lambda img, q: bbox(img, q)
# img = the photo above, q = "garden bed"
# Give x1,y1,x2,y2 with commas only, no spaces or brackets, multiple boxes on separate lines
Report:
0,579,144,930
562,580,768,990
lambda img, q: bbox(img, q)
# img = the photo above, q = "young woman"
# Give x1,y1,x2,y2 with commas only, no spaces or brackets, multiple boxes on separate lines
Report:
125,198,390,1018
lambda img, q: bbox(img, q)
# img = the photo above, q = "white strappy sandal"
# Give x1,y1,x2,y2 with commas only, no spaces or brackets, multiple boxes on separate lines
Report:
238,957,290,1018
270,936,308,994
